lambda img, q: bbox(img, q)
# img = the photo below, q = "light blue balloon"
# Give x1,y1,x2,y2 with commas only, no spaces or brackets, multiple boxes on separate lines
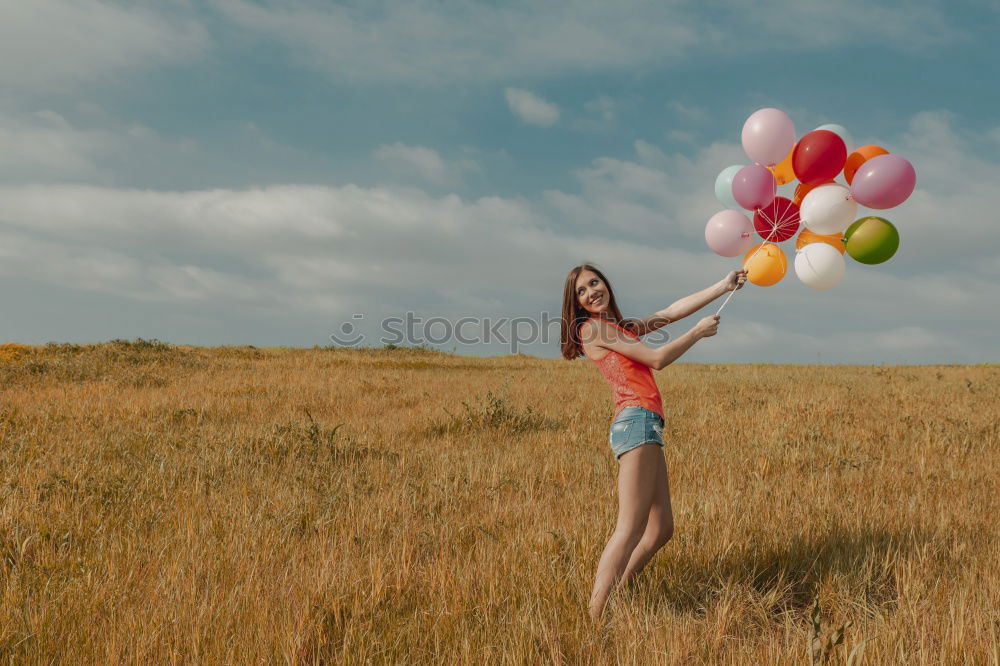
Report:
714,164,744,210
814,124,854,153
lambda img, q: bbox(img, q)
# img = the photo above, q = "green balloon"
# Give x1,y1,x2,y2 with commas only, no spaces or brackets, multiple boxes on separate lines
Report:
844,216,899,264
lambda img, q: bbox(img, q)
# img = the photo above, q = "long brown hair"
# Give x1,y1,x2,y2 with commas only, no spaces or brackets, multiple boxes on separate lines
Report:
560,263,635,360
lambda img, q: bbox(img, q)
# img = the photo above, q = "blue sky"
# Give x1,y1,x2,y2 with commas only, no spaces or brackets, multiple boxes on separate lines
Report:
1,0,998,363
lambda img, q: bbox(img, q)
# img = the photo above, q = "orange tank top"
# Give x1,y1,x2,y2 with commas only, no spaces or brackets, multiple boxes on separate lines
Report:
583,317,664,419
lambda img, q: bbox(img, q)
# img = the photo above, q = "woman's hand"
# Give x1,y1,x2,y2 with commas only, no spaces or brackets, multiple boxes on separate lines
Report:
722,269,748,292
694,315,720,339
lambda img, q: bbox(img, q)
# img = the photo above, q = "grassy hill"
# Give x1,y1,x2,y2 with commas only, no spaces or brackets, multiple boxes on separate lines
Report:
1,341,997,663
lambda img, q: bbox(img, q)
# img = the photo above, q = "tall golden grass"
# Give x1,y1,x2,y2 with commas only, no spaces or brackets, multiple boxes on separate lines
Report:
1,341,998,664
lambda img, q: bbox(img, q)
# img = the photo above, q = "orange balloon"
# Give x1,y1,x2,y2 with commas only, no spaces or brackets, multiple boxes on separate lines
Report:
844,145,889,185
796,229,845,254
743,243,787,287
792,179,834,207
768,146,796,186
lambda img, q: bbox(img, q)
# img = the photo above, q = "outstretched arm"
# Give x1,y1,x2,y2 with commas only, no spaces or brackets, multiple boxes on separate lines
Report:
582,316,720,371
632,270,747,335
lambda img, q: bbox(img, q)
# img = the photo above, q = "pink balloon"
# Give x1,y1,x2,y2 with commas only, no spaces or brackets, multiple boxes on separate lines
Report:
850,154,916,209
731,164,776,210
705,210,755,257
742,108,796,166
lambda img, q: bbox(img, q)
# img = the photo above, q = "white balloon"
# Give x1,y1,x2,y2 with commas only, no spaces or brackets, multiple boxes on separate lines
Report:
814,123,854,153
795,243,845,289
800,184,857,235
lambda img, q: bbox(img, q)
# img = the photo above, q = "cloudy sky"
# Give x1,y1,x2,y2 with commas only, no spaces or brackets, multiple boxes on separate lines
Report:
1,0,998,363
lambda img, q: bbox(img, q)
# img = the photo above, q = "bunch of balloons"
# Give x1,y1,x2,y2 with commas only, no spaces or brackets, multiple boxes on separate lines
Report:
704,107,916,289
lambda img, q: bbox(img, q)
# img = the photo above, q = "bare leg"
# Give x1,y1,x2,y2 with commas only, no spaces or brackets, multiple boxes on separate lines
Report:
621,447,673,583
588,443,662,620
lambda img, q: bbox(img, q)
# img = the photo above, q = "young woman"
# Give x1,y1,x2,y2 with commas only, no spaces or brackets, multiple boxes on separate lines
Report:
560,263,747,620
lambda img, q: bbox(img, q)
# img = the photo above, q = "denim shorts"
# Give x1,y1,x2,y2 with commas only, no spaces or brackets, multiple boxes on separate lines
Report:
609,407,665,460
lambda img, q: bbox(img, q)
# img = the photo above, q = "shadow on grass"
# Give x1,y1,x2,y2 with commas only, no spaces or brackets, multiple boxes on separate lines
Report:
648,526,925,619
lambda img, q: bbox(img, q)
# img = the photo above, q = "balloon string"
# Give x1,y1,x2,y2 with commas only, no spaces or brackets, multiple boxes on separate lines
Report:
716,197,780,316
715,284,740,315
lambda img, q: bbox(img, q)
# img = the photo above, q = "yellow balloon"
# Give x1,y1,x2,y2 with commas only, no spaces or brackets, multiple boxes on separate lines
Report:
796,229,845,254
743,243,787,287
768,146,796,186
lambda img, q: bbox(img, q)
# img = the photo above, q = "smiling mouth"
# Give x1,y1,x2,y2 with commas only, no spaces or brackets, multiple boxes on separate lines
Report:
590,295,603,306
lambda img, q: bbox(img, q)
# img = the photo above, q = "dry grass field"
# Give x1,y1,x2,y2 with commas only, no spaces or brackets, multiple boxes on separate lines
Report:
1,340,998,664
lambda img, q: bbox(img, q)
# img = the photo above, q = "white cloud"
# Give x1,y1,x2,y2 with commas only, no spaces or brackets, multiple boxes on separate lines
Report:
571,95,632,132
211,0,958,86
0,110,112,180
0,109,329,190
544,139,747,238
372,143,479,186
0,180,731,326
690,318,959,364
374,143,447,183
214,0,700,86
869,325,942,352
742,1,959,52
505,88,560,127
585,96,617,122
0,184,548,316
667,129,698,144
0,110,996,362
0,1,208,99
0,232,269,307
669,101,707,123
1,170,995,358
0,110,206,184
633,140,668,167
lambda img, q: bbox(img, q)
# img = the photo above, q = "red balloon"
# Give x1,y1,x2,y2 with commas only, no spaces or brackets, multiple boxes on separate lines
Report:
753,196,800,242
793,130,847,185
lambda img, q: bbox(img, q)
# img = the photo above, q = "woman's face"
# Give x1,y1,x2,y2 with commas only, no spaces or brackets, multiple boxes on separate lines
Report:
575,269,609,315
